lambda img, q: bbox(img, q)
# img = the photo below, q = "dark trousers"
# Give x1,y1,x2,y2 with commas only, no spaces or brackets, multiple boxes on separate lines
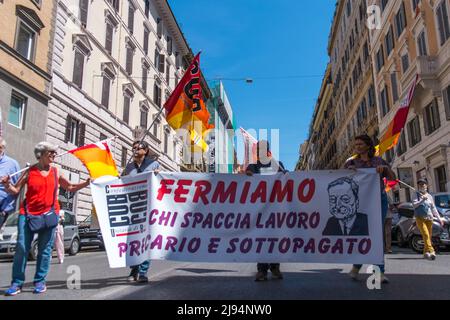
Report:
257,263,280,273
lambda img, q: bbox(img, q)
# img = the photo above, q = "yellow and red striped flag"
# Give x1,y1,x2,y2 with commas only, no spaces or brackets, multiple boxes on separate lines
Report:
164,52,214,152
378,74,419,156
69,140,119,179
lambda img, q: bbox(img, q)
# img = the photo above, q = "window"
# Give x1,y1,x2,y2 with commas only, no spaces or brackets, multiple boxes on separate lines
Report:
100,133,107,141
121,147,128,168
128,2,135,34
153,81,162,107
123,96,130,124
154,49,164,73
396,131,407,156
143,28,149,55
140,107,148,129
417,30,428,56
167,36,173,56
144,0,150,18
73,50,85,88
164,130,168,154
423,99,441,135
395,2,407,38
436,1,450,46
142,66,148,94
380,86,390,117
126,46,133,75
443,85,450,120
79,0,88,27
8,92,26,129
407,116,421,147
376,46,385,72
363,42,369,62
166,63,170,86
157,18,162,39
435,165,448,192
391,73,399,103
412,0,420,12
15,21,36,60
346,0,351,17
159,53,165,73
401,53,410,73
101,76,111,108
385,26,395,56
368,85,375,108
107,0,120,12
105,22,113,55
381,0,389,12
64,115,85,147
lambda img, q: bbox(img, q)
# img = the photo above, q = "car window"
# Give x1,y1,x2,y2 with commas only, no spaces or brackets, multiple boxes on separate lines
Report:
5,212,19,227
435,195,450,209
64,212,76,226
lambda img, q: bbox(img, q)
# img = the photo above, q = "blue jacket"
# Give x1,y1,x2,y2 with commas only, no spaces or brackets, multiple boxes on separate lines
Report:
0,154,20,213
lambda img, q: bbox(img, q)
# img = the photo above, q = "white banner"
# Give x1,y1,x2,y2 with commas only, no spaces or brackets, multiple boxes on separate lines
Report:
91,170,383,268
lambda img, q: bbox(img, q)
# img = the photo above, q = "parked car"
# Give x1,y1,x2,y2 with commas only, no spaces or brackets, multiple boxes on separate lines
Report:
392,202,450,253
0,211,81,260
432,193,450,218
78,215,104,251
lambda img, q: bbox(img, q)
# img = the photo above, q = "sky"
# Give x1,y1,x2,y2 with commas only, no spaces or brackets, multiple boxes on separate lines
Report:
169,0,336,170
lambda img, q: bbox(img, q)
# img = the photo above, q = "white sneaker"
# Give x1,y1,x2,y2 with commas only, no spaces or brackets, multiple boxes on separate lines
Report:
58,259,64,264
0,234,3,241
430,253,436,261
424,253,431,260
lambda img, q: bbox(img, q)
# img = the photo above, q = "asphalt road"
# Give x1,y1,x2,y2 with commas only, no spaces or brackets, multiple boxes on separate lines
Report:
1,247,449,300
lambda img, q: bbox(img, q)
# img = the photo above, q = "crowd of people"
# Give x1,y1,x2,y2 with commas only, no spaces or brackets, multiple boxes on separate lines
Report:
0,135,446,296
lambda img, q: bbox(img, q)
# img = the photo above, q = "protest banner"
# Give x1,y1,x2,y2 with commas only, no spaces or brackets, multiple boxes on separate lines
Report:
91,169,383,268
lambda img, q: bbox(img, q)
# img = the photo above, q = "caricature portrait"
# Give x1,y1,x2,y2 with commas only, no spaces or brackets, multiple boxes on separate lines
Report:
322,177,369,236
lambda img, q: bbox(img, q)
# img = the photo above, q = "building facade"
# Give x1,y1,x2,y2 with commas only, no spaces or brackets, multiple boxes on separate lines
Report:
369,0,450,201
0,0,56,166
328,0,379,169
299,0,379,171
48,0,193,220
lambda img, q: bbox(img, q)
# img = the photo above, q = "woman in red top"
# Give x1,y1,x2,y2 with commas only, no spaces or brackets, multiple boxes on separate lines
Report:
1,142,89,296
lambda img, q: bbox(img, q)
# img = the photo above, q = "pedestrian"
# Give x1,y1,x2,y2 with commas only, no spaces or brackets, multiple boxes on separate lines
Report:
384,196,394,254
344,134,396,284
1,142,90,296
413,179,444,260
0,138,20,240
246,140,286,282
54,210,65,264
122,140,160,284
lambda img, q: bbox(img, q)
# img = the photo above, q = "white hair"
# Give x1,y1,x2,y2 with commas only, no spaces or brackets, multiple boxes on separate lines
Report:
34,141,58,160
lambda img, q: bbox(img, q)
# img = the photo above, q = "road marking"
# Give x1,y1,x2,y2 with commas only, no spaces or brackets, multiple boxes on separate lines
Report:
89,262,193,300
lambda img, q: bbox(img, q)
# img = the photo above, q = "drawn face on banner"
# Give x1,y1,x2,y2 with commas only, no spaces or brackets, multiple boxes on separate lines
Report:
328,182,359,221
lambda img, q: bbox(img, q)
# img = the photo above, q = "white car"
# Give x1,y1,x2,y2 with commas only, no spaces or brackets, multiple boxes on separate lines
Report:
0,211,81,260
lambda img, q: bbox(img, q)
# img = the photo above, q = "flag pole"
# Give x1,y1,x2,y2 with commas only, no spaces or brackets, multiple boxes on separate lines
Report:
8,163,31,179
121,106,165,175
58,136,119,159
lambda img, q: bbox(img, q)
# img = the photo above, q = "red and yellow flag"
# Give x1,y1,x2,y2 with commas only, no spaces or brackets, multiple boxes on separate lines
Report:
164,52,214,151
69,141,119,179
378,74,419,156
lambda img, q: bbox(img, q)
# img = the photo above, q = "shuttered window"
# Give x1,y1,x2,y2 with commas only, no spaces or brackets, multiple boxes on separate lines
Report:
123,96,130,124
73,50,84,88
79,0,89,27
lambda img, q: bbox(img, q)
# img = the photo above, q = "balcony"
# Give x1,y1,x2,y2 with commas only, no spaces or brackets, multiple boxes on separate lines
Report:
415,55,443,97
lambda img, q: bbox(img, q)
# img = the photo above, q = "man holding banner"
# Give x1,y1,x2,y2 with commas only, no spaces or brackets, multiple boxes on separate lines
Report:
123,140,160,284
246,140,287,282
